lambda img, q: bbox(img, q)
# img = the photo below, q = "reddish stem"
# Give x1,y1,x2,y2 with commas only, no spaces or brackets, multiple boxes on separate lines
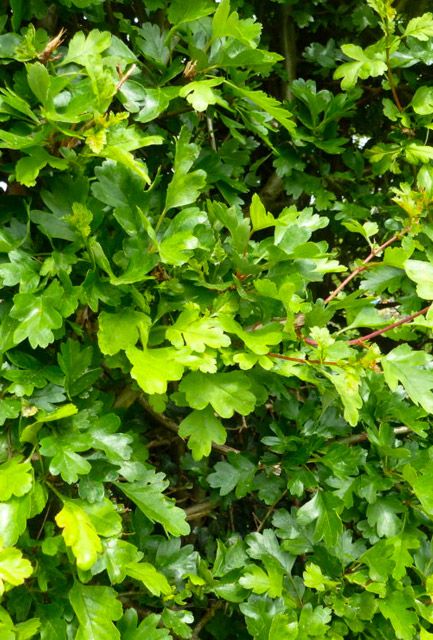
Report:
348,305,430,345
324,229,409,304
268,353,341,367
303,305,430,349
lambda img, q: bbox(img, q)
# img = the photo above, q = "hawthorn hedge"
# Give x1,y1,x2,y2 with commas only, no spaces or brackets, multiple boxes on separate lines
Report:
2,0,433,638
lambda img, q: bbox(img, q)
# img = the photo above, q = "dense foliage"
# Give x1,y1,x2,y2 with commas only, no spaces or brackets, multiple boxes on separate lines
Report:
2,0,433,637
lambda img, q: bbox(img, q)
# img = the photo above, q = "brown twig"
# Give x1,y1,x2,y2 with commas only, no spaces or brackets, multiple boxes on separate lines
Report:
256,488,288,533
385,15,403,113
115,63,137,92
38,28,66,64
338,425,411,446
325,229,409,304
185,500,216,521
191,601,223,640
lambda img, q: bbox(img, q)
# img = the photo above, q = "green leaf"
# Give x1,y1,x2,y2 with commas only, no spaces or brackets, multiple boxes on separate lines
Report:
250,194,275,232
0,547,32,595
405,259,433,298
324,367,363,426
0,33,20,59
403,465,433,516
404,13,433,40
39,434,92,484
166,306,230,352
0,398,21,427
226,82,295,133
11,281,77,349
179,407,227,460
61,30,111,66
15,147,67,187
383,344,433,413
69,583,122,640
135,23,169,66
126,562,172,596
212,0,262,48
0,457,32,501
99,539,142,584
379,591,418,640
115,472,190,536
165,137,207,212
20,403,78,445
98,310,149,355
412,86,433,115
161,609,193,640
179,79,225,112
0,495,32,547
168,0,215,27
334,44,387,89
126,346,185,395
26,61,50,105
158,230,199,266
180,371,256,418
366,497,403,538
58,339,101,397
239,561,283,598
208,453,256,498
297,491,343,547
83,498,123,537
405,143,433,164
303,563,338,592
133,86,178,123
221,316,282,356
55,501,102,570
388,531,420,580
120,610,171,640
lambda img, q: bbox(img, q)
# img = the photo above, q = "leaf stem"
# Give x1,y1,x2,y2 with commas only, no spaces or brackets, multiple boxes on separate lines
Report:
155,207,167,233
45,481,64,501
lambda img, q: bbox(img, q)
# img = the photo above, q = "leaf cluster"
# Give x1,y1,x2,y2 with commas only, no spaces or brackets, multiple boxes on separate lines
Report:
2,1,433,638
